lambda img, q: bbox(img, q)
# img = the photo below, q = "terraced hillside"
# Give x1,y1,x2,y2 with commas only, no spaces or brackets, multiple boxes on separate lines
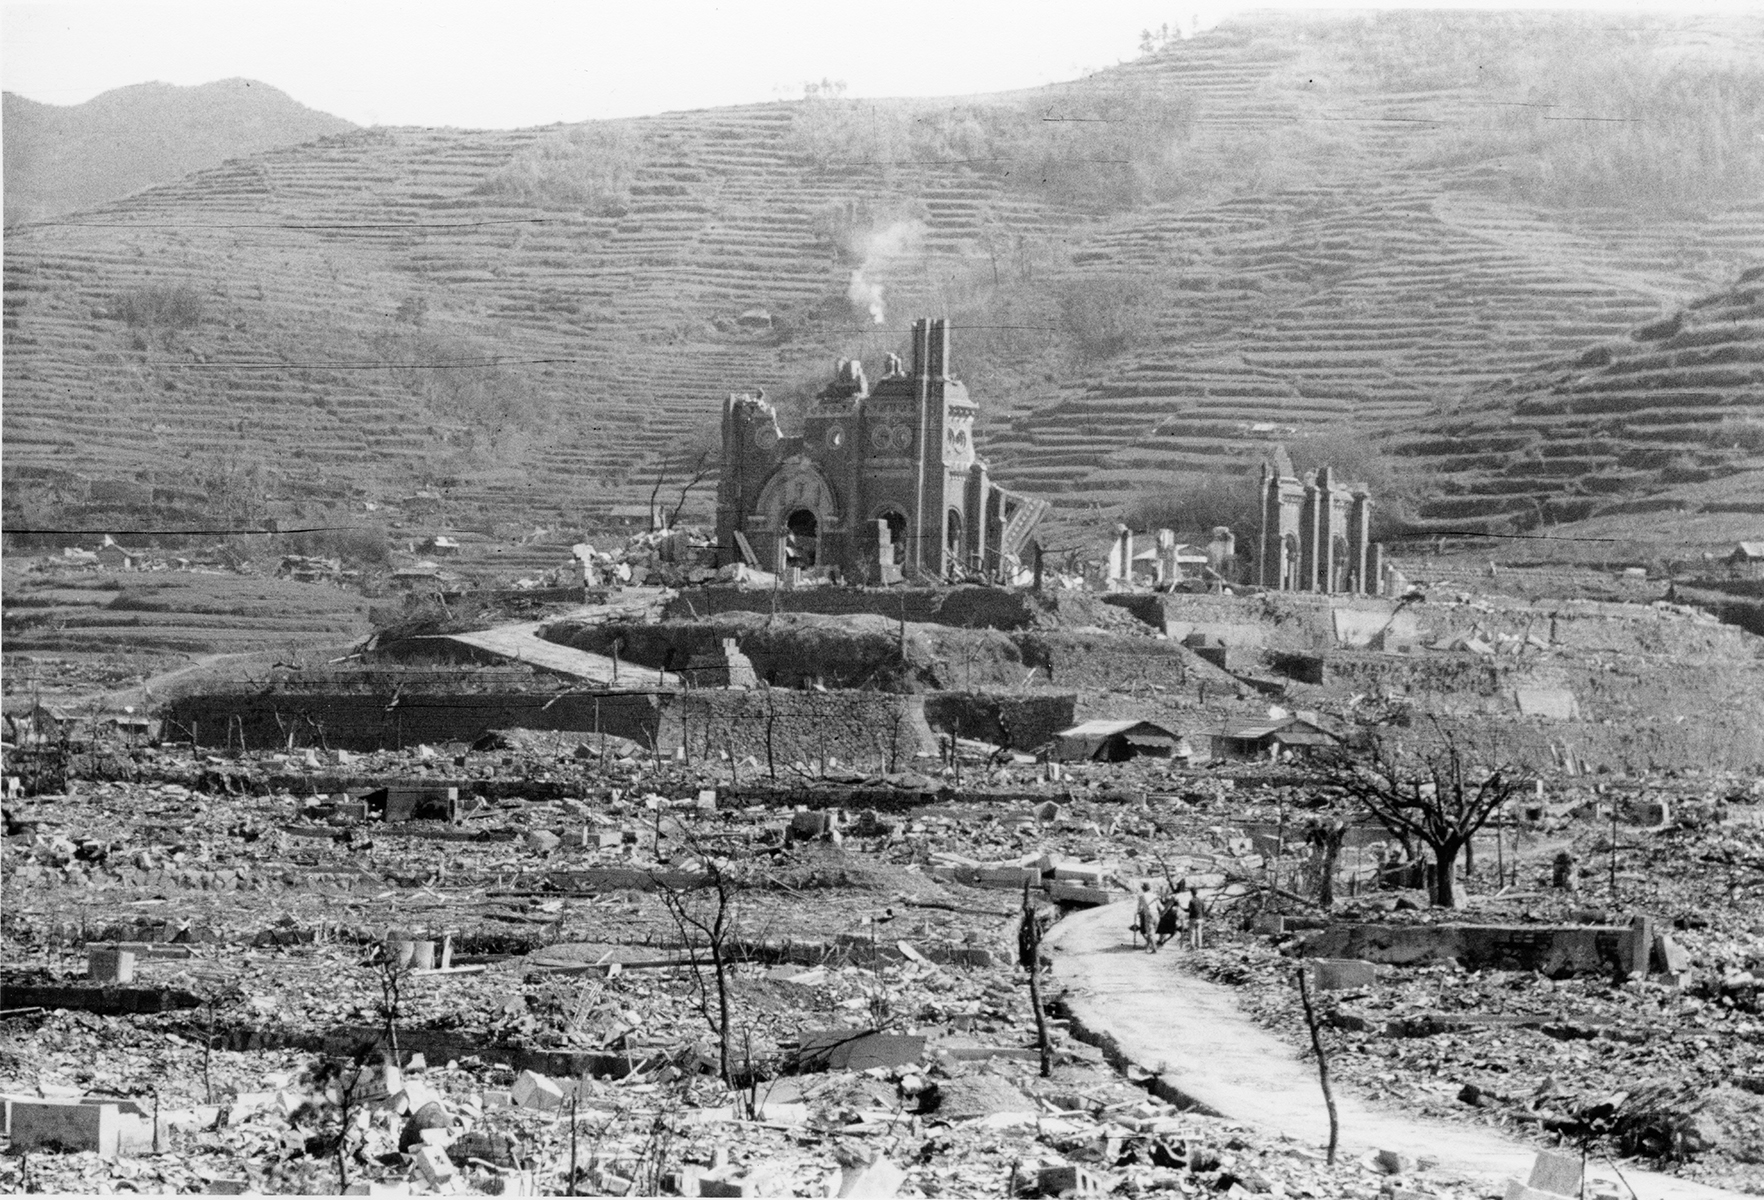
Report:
1394,268,1764,534
4,12,1761,548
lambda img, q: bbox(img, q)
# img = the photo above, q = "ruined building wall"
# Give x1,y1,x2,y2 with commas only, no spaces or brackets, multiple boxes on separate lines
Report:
160,691,666,752
663,690,937,771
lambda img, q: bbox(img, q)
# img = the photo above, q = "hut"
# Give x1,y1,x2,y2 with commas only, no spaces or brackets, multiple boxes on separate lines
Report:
1052,718,1184,763
1210,715,1341,762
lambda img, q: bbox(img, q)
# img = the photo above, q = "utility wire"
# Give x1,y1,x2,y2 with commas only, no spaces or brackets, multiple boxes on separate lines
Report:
19,217,563,232
3,524,376,536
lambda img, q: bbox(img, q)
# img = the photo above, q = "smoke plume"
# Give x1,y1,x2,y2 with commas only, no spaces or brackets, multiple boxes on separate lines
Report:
843,219,924,325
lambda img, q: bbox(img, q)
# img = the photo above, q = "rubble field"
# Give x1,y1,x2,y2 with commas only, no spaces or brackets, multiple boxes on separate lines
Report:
3,736,1761,1196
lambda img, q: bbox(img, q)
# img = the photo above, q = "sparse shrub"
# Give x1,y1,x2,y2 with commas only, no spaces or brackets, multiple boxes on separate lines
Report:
1706,416,1764,453
111,284,205,332
282,525,390,567
1054,273,1161,362
785,83,1198,212
785,97,914,169
1394,15,1764,215
1126,473,1261,541
393,294,428,326
372,328,543,446
475,124,642,214
1125,430,1419,545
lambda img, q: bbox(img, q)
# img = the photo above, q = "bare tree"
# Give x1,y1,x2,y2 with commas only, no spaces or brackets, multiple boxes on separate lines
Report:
651,840,747,1089
368,944,415,1063
1017,883,1053,1078
1304,812,1350,910
1318,715,1527,908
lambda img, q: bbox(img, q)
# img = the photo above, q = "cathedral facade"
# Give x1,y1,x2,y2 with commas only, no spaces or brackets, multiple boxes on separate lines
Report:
715,318,1045,583
1257,445,1375,594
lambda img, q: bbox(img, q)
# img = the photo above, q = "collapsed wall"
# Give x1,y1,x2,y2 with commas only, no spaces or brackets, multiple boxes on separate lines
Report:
160,684,945,770
663,690,938,771
1297,922,1638,977
545,611,1035,692
160,690,666,752
921,692,1077,751
663,584,1045,629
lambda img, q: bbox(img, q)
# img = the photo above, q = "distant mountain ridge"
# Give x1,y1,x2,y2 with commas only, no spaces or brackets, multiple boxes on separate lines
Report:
4,78,355,225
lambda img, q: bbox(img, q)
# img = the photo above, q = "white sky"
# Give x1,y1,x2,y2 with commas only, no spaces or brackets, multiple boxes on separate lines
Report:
2,0,1752,129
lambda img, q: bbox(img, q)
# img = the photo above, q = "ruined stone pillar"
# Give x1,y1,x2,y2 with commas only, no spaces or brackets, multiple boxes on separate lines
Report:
1350,490,1373,594
1300,474,1321,592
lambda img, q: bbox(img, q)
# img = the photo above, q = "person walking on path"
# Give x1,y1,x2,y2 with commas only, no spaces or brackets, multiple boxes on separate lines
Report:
1155,889,1181,948
1186,888,1207,950
1134,882,1160,953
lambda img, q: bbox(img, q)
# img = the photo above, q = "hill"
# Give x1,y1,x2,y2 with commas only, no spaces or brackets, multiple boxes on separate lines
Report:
3,12,1761,558
1396,268,1764,536
3,79,355,226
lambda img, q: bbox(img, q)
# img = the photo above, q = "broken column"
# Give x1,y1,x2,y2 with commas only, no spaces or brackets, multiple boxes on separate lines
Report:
1155,528,1179,586
1106,525,1133,588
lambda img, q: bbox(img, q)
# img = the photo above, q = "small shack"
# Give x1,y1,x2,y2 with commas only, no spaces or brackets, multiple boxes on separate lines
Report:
1727,542,1764,576
95,535,143,571
1211,715,1341,762
1052,718,1183,763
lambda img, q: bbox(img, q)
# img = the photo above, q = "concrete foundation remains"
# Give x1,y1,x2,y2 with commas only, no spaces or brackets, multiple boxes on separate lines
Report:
1296,921,1648,978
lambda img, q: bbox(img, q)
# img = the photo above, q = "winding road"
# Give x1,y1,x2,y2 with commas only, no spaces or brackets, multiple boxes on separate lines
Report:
1046,901,1744,1200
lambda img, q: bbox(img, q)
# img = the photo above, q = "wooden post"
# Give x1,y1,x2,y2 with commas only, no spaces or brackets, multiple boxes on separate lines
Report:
1296,966,1339,1164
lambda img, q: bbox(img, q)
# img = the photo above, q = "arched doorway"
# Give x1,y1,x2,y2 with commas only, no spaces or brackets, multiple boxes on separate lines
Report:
785,508,819,568
1281,533,1300,591
1331,535,1350,594
946,508,965,575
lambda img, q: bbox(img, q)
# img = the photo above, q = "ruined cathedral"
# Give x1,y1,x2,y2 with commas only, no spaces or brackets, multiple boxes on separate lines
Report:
715,318,1046,583
1257,445,1378,594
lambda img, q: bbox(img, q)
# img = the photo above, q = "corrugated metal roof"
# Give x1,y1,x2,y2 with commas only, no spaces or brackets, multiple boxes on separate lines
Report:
1057,719,1179,740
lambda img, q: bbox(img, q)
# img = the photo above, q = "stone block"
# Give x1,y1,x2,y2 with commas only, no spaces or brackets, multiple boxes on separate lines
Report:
1506,1183,1570,1200
1313,959,1378,991
797,1029,926,1072
206,1180,251,1194
511,1070,565,1111
1253,914,1286,936
1372,1149,1415,1175
412,1145,456,1186
1654,934,1690,974
838,1155,906,1198
1050,861,1106,885
790,809,839,838
696,789,718,810
1623,914,1655,978
1047,881,1112,906
8,1098,121,1156
975,866,1040,890
1039,1164,1108,1196
1527,1150,1582,1196
380,786,458,824
88,947,136,984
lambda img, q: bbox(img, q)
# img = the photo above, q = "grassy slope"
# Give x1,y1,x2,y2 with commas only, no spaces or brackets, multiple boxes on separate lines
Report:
2,12,1760,554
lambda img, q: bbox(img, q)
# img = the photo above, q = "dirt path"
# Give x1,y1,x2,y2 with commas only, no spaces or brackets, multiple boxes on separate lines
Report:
1046,901,1743,1200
